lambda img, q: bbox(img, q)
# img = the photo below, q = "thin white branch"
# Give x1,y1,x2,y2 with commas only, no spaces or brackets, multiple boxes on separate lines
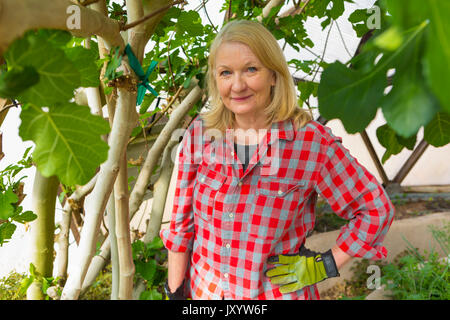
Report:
55,173,98,285
128,85,203,218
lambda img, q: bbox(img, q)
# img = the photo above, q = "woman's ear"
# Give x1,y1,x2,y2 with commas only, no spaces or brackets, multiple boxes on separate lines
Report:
271,71,276,86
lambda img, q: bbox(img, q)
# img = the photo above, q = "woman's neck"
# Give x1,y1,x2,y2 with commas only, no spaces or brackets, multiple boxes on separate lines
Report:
232,115,271,145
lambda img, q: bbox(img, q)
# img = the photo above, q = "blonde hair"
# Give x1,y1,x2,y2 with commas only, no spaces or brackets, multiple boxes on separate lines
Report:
203,19,312,133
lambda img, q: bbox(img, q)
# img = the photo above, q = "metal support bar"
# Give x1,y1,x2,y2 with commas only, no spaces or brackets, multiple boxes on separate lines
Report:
360,130,390,185
393,139,429,184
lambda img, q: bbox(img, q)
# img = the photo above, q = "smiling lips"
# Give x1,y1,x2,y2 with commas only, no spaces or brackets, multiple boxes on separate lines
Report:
232,95,252,101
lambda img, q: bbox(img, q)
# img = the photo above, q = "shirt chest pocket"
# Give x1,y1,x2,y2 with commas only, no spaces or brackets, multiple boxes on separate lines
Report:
193,166,227,222
247,178,306,240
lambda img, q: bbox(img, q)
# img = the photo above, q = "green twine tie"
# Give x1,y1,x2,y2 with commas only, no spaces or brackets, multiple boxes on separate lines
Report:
124,44,158,106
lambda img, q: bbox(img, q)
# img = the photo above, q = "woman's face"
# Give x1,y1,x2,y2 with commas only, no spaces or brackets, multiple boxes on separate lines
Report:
214,41,275,119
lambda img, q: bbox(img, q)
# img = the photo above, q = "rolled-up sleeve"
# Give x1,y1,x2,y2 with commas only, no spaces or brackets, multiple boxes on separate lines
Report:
160,119,200,252
315,135,395,260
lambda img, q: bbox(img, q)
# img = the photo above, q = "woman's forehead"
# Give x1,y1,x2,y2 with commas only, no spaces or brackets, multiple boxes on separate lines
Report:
215,41,261,67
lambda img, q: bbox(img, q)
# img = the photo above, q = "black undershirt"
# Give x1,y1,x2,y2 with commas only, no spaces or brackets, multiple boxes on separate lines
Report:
233,143,257,172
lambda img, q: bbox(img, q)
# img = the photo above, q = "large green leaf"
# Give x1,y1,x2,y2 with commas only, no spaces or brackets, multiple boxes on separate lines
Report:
0,66,39,99
424,112,450,147
64,46,101,88
19,103,110,186
5,31,80,105
318,21,429,135
317,60,386,134
376,124,417,164
423,0,450,112
386,0,450,112
381,23,439,138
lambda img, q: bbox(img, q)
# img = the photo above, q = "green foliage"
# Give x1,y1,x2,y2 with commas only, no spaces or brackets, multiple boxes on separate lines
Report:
19,263,62,300
318,0,450,162
0,147,35,246
381,224,450,300
0,66,39,99
0,29,109,187
0,271,27,300
376,124,416,164
19,103,110,186
80,264,112,300
341,258,387,299
132,237,168,300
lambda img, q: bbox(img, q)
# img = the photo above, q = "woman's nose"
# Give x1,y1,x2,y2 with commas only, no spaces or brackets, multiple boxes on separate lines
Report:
231,74,246,92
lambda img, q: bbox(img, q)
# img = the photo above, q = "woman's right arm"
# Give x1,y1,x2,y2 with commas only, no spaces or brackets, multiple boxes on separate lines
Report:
167,250,191,292
160,117,202,294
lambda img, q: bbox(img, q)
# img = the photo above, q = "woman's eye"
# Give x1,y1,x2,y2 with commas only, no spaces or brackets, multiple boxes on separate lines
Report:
220,70,231,76
248,67,257,72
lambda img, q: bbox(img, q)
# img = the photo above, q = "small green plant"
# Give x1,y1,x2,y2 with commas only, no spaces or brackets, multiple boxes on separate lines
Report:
0,271,27,300
79,264,112,300
0,147,36,246
380,224,450,300
18,263,62,300
341,258,387,299
132,237,168,300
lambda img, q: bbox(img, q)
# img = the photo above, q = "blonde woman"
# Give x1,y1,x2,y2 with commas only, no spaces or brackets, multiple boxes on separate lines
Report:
161,20,394,300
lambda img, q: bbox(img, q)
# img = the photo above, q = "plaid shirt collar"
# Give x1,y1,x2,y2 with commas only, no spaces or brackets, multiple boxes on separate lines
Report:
223,118,295,146
269,118,295,142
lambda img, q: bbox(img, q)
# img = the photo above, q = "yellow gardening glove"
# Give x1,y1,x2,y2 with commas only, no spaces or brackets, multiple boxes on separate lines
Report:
265,244,339,294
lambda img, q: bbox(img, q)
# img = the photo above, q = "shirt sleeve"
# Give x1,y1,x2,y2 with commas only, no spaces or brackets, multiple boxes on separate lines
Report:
159,118,201,252
314,133,395,260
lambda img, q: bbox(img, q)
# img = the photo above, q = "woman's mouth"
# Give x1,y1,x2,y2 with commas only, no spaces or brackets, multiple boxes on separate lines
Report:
232,95,251,102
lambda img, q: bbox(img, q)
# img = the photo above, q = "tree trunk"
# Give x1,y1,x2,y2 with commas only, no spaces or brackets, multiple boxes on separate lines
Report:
80,85,202,294
26,170,59,300
114,153,135,299
61,87,137,300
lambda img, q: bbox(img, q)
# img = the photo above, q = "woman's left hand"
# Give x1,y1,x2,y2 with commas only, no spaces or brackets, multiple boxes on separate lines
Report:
265,244,340,294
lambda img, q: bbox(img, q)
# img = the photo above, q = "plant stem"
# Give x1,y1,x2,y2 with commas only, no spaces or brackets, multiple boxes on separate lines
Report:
122,0,185,31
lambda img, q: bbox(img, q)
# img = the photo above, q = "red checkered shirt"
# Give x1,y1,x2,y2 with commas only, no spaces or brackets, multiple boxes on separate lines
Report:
160,116,395,300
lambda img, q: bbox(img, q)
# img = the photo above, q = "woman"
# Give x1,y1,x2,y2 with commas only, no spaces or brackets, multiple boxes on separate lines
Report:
160,19,395,300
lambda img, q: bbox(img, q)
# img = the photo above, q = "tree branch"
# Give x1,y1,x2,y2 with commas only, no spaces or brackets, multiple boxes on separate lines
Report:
78,0,100,6
0,0,123,54
122,0,185,31
55,173,99,286
128,85,203,218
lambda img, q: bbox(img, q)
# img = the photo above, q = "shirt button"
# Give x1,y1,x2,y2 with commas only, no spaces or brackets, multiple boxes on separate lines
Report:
229,213,233,218
278,190,283,195
224,273,229,278
231,151,235,156
225,243,231,249
238,181,242,187
200,177,205,182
